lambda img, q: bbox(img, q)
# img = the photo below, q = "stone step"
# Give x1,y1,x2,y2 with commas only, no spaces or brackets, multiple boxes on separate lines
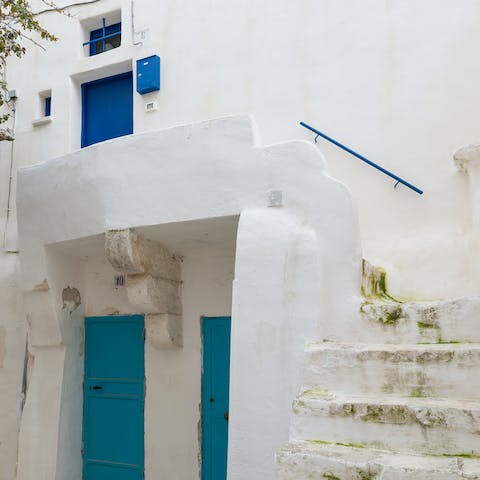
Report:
303,342,480,400
291,394,480,456
276,441,480,479
351,297,480,345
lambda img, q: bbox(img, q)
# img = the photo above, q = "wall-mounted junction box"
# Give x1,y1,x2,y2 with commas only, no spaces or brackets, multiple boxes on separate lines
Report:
136,55,160,94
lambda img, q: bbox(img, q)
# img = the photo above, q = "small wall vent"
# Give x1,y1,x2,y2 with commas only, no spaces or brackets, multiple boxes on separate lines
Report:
145,101,157,112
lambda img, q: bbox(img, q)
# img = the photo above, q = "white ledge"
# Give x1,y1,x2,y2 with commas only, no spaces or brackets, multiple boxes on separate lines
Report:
32,116,52,128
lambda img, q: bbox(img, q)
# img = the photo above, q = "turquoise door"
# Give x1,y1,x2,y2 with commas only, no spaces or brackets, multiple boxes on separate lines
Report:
83,315,144,480
202,316,231,480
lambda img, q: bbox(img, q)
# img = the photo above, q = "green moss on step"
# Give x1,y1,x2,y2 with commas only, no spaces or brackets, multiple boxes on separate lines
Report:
417,338,463,345
441,453,480,459
330,403,357,417
428,452,480,460
358,470,378,480
409,387,428,398
382,307,402,325
322,473,341,480
292,400,304,414
416,321,438,330
342,403,356,416
361,260,400,302
381,383,394,394
302,387,331,398
307,439,366,449
321,468,378,480
360,405,412,424
361,302,403,326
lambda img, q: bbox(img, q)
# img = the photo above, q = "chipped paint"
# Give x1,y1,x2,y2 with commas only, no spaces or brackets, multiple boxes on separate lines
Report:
61,286,81,312
32,279,49,292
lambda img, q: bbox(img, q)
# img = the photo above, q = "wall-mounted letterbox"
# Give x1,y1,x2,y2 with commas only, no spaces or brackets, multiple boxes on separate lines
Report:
136,55,160,95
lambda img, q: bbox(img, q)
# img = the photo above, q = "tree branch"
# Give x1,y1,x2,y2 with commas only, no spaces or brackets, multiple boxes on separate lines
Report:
3,23,47,51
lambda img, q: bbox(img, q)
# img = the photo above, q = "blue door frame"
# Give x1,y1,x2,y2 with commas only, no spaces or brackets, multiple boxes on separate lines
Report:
83,315,144,480
201,316,231,480
81,71,133,148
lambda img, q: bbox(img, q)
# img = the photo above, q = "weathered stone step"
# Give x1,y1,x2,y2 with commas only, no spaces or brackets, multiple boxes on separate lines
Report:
291,394,480,456
303,342,480,400
354,297,480,344
276,441,480,479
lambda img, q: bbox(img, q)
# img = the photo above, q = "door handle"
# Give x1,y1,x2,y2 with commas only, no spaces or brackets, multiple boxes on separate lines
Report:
224,411,229,421
89,385,103,391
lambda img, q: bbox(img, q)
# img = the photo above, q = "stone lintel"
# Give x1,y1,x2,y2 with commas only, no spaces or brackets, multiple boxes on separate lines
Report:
105,228,181,281
126,274,182,315
145,314,182,348
105,228,183,347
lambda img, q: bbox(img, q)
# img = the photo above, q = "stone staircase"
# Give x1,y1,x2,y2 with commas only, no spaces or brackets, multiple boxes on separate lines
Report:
276,265,480,479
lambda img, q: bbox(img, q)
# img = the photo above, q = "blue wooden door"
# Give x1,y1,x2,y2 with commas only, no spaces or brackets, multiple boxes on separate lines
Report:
202,316,231,480
81,72,133,148
83,315,144,480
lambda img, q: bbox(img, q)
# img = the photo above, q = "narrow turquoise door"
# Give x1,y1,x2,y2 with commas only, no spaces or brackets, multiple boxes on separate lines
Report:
83,315,144,480
202,316,231,480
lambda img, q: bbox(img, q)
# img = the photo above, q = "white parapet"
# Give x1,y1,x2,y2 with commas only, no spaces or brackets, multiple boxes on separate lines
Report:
15,115,360,480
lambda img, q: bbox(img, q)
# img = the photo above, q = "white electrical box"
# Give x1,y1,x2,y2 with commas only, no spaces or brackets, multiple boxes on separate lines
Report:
145,101,158,112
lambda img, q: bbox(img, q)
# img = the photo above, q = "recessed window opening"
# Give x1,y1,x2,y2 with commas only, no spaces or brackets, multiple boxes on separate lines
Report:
38,90,52,118
83,18,121,56
44,96,51,117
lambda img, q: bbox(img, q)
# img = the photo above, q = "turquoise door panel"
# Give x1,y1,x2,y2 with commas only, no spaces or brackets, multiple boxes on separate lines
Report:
86,463,139,480
202,316,231,480
83,315,144,480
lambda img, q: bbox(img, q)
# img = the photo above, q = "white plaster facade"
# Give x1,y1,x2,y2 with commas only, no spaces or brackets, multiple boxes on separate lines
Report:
1,1,480,479
14,116,359,479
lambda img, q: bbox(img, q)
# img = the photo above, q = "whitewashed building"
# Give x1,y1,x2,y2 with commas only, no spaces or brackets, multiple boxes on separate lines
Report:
1,1,480,479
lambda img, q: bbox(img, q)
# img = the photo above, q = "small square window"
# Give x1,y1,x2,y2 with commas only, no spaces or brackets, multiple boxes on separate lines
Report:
32,90,53,127
84,19,121,56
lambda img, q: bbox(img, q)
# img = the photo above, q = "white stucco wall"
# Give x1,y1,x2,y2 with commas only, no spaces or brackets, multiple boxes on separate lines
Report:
2,1,480,477
14,226,236,480
13,115,359,479
145,248,234,479
0,253,24,480
229,209,323,479
3,0,480,298
70,244,235,480
0,134,25,480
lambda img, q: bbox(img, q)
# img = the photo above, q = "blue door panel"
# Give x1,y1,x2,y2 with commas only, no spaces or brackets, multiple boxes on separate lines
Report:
81,72,133,148
202,317,231,480
85,318,142,379
87,397,142,464
86,463,139,480
211,417,229,479
83,315,144,480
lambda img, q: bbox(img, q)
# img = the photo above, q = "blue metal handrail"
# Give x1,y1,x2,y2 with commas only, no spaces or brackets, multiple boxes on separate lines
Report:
300,121,423,195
